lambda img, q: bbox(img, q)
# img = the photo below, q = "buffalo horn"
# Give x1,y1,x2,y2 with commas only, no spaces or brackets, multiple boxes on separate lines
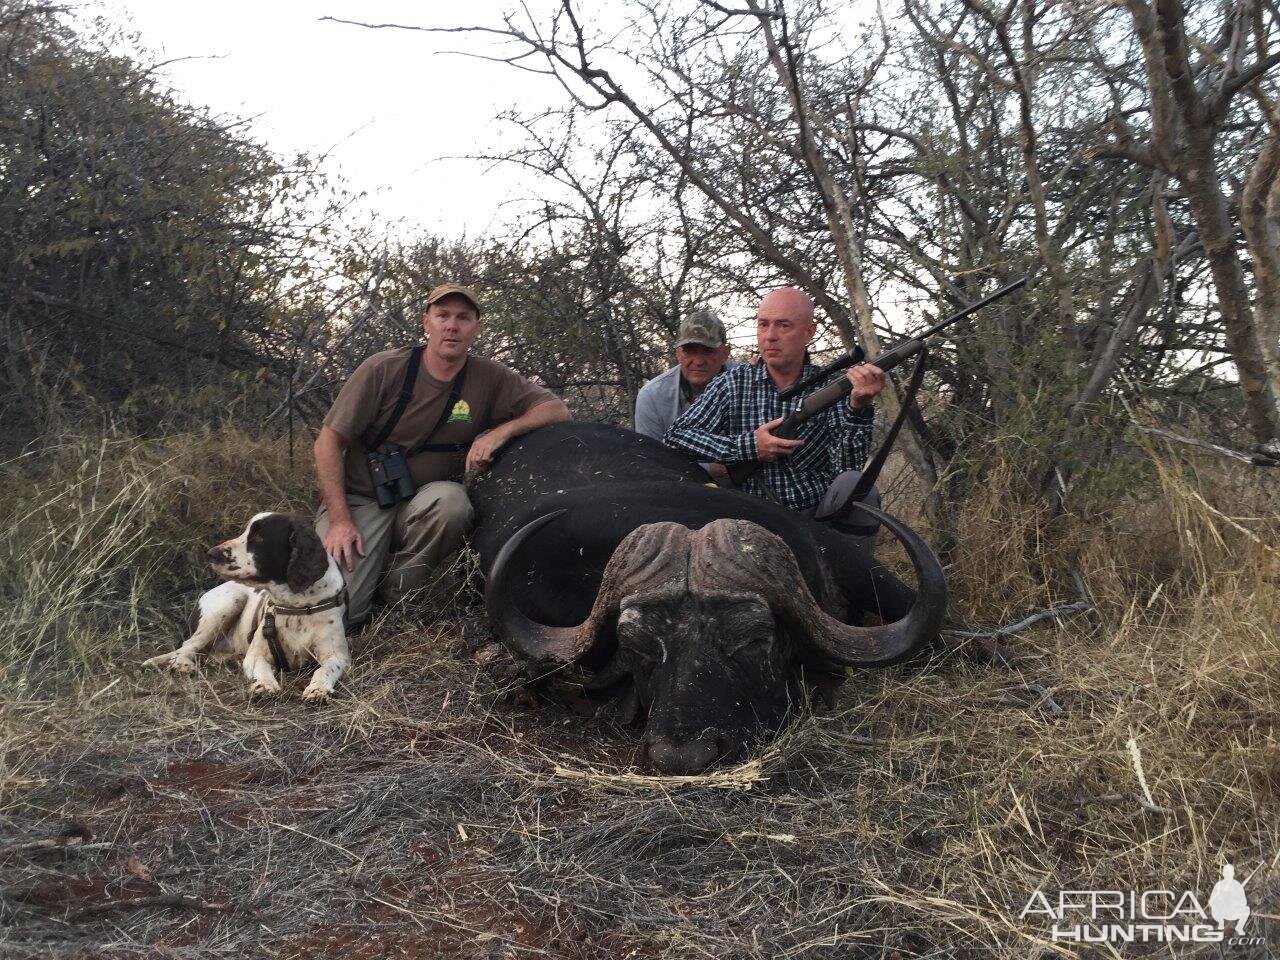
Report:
486,512,692,664
485,510,585,663
795,503,946,664
693,505,945,666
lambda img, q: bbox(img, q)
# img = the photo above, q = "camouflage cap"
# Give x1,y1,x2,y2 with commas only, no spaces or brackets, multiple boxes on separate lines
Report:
675,308,728,349
425,283,482,317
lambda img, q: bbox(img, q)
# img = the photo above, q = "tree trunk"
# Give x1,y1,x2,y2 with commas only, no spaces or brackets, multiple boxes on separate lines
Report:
1181,134,1279,443
1242,135,1280,425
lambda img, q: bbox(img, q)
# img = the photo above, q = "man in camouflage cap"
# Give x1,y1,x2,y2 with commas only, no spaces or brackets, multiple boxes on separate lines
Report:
633,308,739,469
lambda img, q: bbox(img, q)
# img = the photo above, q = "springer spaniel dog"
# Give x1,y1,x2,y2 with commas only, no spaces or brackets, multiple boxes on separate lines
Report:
144,513,350,700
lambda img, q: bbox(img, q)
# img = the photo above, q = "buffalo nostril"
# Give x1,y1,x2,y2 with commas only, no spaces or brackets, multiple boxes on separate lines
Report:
207,546,228,563
645,737,720,775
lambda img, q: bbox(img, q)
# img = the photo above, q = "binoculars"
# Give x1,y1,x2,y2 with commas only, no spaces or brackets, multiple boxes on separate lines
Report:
366,444,416,509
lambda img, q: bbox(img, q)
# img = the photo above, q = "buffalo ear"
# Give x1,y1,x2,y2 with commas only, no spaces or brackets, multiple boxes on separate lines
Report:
801,665,844,710
615,682,641,725
589,673,642,726
286,516,329,592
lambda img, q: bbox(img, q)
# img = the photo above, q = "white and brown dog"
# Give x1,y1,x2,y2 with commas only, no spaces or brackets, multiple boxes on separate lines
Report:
144,513,350,700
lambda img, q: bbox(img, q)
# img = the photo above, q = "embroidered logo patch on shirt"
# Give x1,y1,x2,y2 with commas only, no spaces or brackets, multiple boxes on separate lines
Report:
446,399,472,424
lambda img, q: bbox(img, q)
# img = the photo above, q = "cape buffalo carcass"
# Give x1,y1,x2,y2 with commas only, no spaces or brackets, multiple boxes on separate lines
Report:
470,421,946,774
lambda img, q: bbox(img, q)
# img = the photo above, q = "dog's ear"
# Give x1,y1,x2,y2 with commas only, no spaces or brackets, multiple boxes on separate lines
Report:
286,515,330,593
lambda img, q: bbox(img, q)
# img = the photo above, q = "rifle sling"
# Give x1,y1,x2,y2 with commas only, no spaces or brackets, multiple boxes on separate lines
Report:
829,346,929,520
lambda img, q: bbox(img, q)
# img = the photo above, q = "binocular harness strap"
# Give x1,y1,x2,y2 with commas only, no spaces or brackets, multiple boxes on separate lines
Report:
367,346,425,452
366,348,472,459
409,360,470,455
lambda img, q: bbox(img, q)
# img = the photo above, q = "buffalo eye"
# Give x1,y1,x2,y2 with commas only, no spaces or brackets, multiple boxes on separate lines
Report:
616,608,665,663
726,631,772,661
623,635,664,664
721,601,775,660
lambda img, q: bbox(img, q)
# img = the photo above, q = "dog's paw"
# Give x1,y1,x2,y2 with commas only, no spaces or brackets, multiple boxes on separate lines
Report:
301,683,334,702
248,677,282,697
143,651,197,673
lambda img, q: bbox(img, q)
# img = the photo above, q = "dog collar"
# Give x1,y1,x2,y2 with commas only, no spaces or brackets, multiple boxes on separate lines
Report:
270,586,348,617
262,586,348,671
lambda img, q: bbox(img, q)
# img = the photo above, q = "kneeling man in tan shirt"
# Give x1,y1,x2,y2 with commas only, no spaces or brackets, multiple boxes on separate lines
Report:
314,284,571,626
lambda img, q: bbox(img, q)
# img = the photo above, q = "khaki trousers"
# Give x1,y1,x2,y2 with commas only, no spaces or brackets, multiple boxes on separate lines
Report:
316,481,475,627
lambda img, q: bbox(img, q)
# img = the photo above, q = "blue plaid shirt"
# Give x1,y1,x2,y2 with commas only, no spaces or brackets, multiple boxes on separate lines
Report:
662,360,874,511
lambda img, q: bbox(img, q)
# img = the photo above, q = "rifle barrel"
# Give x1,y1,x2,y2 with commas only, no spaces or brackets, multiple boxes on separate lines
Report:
780,277,1026,401
723,274,1028,487
910,276,1027,342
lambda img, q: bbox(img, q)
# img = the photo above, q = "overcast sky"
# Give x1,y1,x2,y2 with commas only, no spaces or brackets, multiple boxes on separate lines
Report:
102,1,568,239
93,1,885,344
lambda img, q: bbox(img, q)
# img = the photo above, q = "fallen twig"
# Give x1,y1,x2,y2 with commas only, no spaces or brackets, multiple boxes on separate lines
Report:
1,822,92,856
1132,424,1280,467
1015,682,1065,716
992,684,1065,715
69,894,237,921
945,601,1092,640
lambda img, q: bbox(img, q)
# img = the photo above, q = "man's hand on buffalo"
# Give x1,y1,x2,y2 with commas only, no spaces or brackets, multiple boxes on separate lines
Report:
706,462,730,483
847,363,886,408
753,417,805,462
467,426,509,475
323,516,365,572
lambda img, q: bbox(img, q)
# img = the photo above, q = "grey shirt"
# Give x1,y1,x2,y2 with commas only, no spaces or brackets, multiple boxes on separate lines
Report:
633,361,741,441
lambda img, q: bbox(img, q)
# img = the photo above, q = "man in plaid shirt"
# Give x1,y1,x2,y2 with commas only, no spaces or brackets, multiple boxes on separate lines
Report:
662,287,886,516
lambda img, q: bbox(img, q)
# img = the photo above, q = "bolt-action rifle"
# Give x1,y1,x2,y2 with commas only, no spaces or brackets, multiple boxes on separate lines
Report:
727,276,1028,488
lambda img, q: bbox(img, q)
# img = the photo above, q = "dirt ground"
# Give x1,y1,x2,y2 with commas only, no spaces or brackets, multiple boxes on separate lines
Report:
2,432,1277,958
3,589,1277,959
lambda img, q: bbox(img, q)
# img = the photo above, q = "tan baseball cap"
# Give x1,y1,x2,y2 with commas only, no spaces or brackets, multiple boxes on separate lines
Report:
425,283,482,317
675,308,728,349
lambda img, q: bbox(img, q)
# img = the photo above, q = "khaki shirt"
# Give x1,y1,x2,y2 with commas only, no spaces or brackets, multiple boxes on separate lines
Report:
324,347,558,497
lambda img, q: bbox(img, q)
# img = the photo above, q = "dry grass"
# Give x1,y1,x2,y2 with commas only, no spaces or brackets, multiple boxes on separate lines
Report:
0,426,1277,958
